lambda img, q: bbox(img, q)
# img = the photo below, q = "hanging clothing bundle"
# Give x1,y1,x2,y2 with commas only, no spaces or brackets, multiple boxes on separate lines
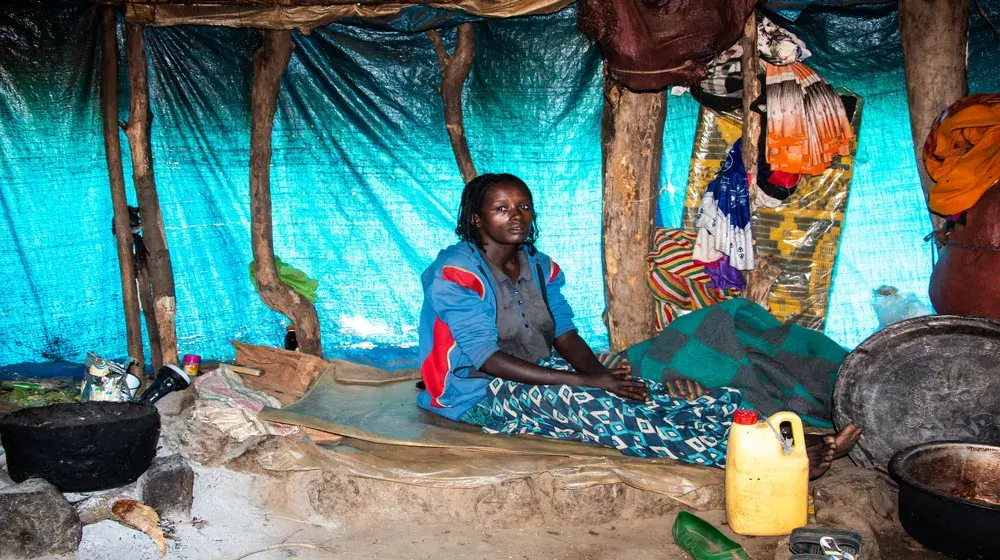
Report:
923,92,1000,216
694,139,755,271
764,61,854,175
576,0,756,91
692,17,811,111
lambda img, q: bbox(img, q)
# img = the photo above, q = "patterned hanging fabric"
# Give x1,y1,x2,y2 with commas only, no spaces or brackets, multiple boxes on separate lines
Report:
694,140,755,271
765,61,854,175
647,228,741,330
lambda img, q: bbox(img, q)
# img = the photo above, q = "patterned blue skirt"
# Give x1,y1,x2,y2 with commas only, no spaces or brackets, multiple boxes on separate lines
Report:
461,355,741,468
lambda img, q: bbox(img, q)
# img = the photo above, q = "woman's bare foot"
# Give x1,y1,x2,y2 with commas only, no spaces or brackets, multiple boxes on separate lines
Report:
806,424,862,479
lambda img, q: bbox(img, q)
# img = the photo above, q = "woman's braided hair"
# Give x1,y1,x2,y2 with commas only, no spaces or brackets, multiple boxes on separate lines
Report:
455,173,539,249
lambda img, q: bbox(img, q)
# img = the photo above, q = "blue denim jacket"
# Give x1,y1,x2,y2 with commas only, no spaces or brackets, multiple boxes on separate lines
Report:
416,241,576,420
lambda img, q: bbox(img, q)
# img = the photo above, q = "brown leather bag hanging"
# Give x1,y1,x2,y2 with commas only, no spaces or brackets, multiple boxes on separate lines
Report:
577,0,756,92
929,183,1000,319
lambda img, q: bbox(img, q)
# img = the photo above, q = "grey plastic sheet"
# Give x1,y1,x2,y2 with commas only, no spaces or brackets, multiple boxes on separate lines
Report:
258,367,724,505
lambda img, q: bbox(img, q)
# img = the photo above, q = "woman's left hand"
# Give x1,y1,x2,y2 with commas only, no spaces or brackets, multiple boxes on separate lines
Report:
585,368,649,402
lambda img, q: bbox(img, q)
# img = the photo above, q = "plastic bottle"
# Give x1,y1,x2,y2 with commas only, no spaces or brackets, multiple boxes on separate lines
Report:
871,285,933,330
725,409,808,536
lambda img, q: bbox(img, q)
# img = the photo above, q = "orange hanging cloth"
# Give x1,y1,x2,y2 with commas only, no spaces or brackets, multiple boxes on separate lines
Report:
924,93,1000,216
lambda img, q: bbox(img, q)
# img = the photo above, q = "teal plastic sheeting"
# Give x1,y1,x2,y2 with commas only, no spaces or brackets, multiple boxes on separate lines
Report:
0,1,998,369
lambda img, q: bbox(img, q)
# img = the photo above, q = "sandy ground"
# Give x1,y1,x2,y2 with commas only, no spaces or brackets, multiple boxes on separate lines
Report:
73,461,947,560
74,463,729,560
0,383,943,560
76,465,691,560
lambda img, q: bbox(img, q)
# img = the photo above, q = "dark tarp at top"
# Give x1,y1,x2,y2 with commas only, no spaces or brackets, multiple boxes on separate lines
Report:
0,1,998,370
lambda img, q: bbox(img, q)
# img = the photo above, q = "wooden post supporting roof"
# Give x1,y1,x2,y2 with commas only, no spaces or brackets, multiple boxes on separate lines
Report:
427,23,478,183
737,9,783,307
600,74,665,351
100,6,145,374
249,30,324,358
899,0,969,230
741,10,761,203
124,23,179,366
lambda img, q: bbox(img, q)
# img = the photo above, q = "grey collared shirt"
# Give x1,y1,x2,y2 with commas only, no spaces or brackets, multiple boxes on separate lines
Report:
481,249,554,364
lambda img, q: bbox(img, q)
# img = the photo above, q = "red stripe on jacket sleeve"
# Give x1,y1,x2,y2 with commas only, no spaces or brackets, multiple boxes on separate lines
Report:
442,265,485,298
548,261,561,284
421,318,456,408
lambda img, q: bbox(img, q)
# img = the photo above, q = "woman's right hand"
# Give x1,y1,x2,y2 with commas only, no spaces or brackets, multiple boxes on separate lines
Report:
586,368,648,402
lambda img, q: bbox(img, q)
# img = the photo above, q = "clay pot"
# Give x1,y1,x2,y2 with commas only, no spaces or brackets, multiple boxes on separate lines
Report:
930,183,1000,319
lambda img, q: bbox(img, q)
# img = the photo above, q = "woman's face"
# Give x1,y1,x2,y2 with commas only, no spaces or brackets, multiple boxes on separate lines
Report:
473,181,534,247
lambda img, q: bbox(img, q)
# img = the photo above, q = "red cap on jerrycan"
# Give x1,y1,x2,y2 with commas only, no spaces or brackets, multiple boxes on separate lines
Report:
733,409,759,425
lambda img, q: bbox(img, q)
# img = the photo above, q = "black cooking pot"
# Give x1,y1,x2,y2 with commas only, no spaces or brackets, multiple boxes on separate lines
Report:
889,442,1000,559
0,402,160,492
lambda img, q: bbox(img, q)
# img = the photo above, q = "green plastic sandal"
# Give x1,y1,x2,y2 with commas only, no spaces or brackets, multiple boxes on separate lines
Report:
672,511,752,560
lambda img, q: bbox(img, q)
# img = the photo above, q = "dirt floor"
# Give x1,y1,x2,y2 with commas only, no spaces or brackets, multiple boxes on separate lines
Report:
1,384,950,560
72,454,949,560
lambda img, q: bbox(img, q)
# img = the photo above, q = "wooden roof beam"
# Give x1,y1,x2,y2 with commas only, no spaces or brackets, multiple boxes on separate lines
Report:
99,0,572,29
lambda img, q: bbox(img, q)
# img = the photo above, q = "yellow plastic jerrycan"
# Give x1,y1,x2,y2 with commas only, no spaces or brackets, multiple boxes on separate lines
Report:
725,409,808,536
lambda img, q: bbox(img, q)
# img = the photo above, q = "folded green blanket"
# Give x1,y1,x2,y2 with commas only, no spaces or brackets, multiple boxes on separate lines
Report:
626,298,847,428
248,257,318,303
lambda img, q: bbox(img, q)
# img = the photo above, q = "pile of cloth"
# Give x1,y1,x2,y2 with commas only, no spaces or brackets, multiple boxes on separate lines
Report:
925,93,1000,217
647,228,742,329
625,298,848,428
756,152,803,207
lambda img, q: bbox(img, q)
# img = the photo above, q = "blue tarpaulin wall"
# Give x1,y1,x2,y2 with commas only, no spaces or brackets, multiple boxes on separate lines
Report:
0,1,998,369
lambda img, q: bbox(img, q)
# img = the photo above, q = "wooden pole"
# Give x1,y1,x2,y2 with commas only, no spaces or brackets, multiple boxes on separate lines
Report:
123,23,179,366
738,9,782,307
250,30,323,358
899,0,969,230
131,220,163,370
600,72,665,351
100,6,145,374
427,23,478,183
741,10,761,204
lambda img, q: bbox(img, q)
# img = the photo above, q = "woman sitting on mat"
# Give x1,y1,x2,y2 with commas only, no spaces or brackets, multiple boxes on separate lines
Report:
416,173,857,475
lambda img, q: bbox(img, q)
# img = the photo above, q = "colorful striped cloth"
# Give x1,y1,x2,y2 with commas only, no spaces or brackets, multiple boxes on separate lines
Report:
647,228,740,330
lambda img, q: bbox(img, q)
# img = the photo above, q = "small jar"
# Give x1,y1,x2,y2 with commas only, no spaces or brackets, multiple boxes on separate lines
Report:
284,325,298,352
182,354,201,377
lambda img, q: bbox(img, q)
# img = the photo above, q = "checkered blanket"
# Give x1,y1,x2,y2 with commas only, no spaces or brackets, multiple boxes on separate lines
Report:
625,298,847,428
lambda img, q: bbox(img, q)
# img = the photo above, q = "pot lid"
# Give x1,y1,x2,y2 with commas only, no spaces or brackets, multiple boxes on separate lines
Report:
833,315,1000,473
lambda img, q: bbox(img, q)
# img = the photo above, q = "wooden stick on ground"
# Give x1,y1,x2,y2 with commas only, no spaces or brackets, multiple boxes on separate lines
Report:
123,22,179,366
249,30,323,358
100,7,145,374
427,23,478,183
600,70,666,351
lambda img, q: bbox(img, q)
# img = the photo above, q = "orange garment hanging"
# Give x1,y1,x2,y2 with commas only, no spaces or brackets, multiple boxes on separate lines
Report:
765,61,854,175
924,93,1000,216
